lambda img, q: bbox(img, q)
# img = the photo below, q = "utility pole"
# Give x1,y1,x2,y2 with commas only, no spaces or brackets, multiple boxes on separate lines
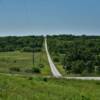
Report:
33,46,34,67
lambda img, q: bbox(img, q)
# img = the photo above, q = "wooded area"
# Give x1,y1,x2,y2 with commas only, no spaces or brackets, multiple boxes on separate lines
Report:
47,35,100,75
0,36,43,52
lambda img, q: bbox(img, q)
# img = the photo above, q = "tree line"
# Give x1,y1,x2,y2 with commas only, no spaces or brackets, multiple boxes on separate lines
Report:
0,36,43,52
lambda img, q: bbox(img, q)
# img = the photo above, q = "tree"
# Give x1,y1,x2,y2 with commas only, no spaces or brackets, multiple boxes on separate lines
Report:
71,60,85,74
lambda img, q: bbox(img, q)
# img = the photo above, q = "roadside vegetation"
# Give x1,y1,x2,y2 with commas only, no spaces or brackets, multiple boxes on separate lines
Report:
47,35,100,76
0,74,100,100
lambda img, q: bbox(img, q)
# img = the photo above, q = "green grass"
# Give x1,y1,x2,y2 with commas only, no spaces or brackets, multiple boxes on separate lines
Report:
0,74,100,100
34,51,51,76
0,51,51,76
55,63,66,76
0,51,33,73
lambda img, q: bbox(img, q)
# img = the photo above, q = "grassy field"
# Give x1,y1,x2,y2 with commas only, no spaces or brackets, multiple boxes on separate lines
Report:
0,74,100,100
34,50,51,76
0,51,33,73
0,51,51,76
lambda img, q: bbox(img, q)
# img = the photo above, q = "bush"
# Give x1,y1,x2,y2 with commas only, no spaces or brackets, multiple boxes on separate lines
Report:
32,67,41,73
53,56,59,62
9,67,20,72
25,67,41,74
71,60,85,74
43,77,48,82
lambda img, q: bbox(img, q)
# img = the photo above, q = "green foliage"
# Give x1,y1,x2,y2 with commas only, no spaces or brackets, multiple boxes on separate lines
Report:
21,47,33,52
95,66,100,74
53,56,59,62
43,77,48,82
0,52,33,74
39,64,44,68
32,67,41,73
47,35,100,75
0,36,43,52
0,75,100,100
0,51,51,76
9,67,21,72
71,60,85,74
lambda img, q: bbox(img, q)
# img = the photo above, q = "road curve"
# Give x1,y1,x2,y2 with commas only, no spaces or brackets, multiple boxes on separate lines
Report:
44,37,62,78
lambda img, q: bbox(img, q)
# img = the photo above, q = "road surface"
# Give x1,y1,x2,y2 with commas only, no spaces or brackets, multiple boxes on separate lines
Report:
45,37,62,78
64,77,100,80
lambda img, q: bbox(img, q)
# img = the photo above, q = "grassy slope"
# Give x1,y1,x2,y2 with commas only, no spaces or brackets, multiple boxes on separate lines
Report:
0,51,33,73
55,63,66,76
0,51,51,76
35,40,51,76
0,74,100,100
34,51,51,76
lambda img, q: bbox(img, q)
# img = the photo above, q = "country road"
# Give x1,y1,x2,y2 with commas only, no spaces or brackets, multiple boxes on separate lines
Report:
64,77,100,80
45,37,62,78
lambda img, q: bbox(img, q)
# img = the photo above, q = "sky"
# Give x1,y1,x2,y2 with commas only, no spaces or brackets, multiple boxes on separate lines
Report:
0,0,100,36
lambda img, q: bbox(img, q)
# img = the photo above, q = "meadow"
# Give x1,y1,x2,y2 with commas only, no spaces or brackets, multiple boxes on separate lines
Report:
0,51,51,76
0,74,100,100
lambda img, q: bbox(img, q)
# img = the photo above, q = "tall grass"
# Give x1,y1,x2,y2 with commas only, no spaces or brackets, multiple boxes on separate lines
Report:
0,74,100,100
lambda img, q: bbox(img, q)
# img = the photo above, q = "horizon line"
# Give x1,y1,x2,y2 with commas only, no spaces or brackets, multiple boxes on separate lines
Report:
0,33,100,37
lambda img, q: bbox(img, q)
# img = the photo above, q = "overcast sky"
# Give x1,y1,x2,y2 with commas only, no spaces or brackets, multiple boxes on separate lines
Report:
0,0,100,36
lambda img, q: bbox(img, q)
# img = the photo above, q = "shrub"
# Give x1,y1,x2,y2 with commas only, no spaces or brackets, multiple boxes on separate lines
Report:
32,67,41,73
53,56,59,62
71,60,85,74
9,67,20,72
43,77,48,82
